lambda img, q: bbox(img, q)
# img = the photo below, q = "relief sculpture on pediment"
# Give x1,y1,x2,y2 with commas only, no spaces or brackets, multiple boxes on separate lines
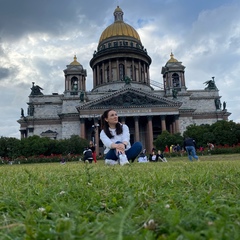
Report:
94,92,166,107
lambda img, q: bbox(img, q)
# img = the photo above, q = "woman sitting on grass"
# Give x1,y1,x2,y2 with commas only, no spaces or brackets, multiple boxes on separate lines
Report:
100,109,142,166
138,149,148,163
149,150,158,162
157,150,167,162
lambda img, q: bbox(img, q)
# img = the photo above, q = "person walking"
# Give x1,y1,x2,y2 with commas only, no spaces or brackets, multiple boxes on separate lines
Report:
183,136,199,161
100,109,142,165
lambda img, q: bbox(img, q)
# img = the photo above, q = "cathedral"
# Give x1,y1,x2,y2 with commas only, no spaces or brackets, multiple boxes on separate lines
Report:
17,6,230,154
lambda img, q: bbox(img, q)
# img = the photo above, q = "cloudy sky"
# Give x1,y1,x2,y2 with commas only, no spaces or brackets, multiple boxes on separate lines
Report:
1,0,240,139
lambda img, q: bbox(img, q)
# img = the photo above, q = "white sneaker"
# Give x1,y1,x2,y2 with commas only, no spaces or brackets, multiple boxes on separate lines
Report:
119,154,130,166
105,159,118,165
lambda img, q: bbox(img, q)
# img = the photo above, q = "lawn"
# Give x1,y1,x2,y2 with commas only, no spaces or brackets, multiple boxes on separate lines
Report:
0,154,240,239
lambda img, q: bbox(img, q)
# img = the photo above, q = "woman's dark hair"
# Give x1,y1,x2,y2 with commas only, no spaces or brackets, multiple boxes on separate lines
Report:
101,109,123,138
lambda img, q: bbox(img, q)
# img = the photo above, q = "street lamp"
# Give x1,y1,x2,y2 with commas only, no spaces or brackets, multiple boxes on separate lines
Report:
91,123,99,145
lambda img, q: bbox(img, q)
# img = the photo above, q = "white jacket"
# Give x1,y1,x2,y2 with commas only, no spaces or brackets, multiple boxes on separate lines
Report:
100,123,130,154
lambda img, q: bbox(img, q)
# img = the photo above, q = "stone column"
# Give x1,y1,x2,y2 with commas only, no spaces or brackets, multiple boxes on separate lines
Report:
83,76,86,91
134,116,140,142
138,61,141,82
93,68,96,88
97,65,100,86
80,118,86,139
161,115,166,131
169,123,173,134
132,60,135,80
146,66,150,84
116,59,119,80
108,60,112,82
175,115,180,133
124,59,127,78
143,63,146,82
147,116,153,152
102,62,106,83
172,118,176,134
121,116,126,124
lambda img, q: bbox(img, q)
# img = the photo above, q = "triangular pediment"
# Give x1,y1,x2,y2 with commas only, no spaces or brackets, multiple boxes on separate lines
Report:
77,87,182,110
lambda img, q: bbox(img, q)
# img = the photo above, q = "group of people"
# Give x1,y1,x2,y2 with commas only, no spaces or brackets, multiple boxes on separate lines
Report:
82,108,201,166
137,149,167,163
164,144,182,156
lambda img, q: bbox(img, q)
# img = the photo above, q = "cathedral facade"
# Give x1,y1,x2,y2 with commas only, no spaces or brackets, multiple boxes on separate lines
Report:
17,6,230,154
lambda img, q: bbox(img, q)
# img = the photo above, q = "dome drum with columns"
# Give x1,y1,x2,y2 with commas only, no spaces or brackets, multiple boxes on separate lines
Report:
18,6,231,154
90,6,152,92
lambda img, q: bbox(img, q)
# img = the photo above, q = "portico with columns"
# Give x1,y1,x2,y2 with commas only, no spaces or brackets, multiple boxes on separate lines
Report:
76,86,182,154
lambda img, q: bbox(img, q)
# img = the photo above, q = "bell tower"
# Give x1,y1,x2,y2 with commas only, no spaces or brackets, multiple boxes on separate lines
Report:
63,55,87,95
161,52,187,95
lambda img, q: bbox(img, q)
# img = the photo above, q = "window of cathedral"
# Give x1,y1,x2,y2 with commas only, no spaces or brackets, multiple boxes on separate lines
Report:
172,73,180,88
71,77,78,91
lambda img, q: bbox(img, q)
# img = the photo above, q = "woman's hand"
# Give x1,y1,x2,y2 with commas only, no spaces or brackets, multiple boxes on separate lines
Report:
115,143,125,155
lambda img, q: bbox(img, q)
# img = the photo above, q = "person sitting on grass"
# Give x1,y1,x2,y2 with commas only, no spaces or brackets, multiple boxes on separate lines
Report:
138,149,148,163
157,150,167,162
149,150,158,162
100,109,142,166
83,147,93,163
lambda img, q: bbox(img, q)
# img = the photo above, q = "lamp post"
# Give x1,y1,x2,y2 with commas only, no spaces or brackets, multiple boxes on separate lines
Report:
91,121,100,156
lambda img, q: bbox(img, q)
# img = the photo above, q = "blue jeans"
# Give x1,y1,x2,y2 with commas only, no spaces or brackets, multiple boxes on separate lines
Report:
105,142,142,162
185,146,198,161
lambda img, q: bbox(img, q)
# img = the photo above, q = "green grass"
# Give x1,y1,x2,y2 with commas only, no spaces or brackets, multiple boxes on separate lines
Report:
0,154,240,239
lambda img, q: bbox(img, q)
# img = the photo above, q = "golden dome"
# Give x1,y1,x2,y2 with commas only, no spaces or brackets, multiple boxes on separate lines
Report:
99,6,141,44
99,22,141,43
70,55,81,65
167,52,178,63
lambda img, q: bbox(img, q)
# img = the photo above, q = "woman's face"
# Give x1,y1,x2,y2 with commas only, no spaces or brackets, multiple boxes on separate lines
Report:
105,110,118,126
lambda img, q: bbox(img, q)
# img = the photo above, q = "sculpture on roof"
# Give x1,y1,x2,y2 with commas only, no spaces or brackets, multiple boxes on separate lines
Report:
123,76,131,85
21,108,24,118
30,82,43,95
172,89,178,99
80,91,85,102
204,77,218,90
223,101,227,111
215,98,221,110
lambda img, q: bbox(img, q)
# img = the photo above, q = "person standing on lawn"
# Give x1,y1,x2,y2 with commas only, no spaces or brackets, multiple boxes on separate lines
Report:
89,141,97,163
183,136,199,161
100,109,142,166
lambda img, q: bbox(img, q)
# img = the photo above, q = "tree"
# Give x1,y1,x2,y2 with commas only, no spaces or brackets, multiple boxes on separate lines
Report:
0,137,21,159
211,121,239,146
154,130,183,151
